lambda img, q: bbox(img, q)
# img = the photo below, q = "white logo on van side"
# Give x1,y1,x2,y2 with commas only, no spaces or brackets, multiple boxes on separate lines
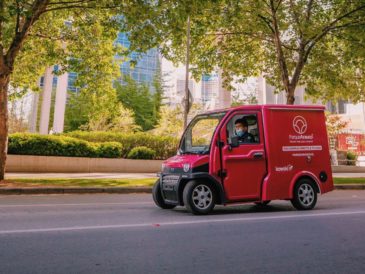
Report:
275,165,294,172
293,116,307,134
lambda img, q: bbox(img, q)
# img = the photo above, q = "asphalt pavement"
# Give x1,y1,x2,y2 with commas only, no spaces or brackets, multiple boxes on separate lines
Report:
0,191,364,274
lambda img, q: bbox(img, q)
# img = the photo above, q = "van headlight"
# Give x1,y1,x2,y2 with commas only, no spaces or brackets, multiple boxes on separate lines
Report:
183,163,190,172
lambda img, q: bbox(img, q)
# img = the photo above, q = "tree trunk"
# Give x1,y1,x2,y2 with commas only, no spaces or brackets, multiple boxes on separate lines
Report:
286,84,296,105
0,72,10,181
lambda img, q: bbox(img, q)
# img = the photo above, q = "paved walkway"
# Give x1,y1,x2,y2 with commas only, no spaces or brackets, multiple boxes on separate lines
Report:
331,173,365,178
5,173,158,179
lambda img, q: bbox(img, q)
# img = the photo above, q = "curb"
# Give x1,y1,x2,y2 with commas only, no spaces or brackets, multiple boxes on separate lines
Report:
0,187,152,195
0,185,364,195
333,184,365,190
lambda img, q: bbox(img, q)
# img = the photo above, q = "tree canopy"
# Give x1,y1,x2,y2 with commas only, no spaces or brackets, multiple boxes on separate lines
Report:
122,0,365,104
116,75,164,131
0,0,151,180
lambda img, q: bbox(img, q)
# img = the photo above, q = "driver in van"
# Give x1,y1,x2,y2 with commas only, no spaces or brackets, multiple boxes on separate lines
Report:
235,118,255,143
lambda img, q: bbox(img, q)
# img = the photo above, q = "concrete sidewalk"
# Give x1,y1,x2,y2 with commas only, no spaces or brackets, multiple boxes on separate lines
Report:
5,173,158,179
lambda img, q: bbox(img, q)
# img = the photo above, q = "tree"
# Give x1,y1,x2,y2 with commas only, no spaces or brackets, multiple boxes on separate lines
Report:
0,1,144,180
151,105,184,137
325,112,349,139
122,0,365,104
82,104,141,132
8,99,29,133
152,69,166,123
63,91,91,132
115,76,163,131
151,103,204,137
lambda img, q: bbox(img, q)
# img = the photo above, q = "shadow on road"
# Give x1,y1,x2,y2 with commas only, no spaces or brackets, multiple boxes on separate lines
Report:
169,203,297,216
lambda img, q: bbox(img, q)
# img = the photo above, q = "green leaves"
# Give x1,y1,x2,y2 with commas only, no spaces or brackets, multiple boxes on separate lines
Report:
115,76,163,131
122,0,365,103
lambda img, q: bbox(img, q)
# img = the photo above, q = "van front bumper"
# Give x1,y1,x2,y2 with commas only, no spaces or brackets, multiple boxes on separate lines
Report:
160,173,181,205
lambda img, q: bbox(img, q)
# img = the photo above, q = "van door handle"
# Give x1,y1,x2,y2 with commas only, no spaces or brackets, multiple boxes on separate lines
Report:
253,152,263,159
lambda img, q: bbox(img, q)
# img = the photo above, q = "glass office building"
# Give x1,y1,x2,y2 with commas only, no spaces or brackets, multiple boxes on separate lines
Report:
63,32,160,92
31,32,160,133
115,32,160,89
201,73,219,104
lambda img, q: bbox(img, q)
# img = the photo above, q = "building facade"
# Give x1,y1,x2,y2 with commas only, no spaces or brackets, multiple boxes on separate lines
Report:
28,33,161,134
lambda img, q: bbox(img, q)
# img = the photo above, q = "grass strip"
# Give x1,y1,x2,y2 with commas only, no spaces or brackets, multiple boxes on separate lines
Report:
333,177,365,185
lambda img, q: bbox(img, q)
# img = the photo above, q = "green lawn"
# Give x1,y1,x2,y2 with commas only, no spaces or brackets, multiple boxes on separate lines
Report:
3,178,157,188
1,177,364,188
333,177,365,185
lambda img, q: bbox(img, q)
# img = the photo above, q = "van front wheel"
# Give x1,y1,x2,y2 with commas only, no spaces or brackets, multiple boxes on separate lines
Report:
183,181,215,215
291,179,317,210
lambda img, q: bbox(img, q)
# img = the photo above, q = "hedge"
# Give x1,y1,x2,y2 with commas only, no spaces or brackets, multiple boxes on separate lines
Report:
127,146,156,160
8,132,179,160
8,133,123,158
64,131,179,159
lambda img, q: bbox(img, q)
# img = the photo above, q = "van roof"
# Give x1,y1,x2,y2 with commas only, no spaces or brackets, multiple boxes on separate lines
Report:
201,104,326,115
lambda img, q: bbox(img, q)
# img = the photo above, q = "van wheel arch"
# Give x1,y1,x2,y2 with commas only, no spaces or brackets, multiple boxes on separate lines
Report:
296,175,320,194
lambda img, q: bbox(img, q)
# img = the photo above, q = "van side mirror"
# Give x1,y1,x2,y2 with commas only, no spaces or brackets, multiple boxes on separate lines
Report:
228,136,239,150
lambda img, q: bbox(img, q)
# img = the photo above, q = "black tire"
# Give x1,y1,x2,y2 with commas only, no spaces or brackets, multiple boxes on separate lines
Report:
254,200,271,206
183,180,215,215
291,178,317,210
152,180,176,209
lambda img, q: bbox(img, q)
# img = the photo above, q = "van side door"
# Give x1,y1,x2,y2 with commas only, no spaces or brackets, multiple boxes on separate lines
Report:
219,111,267,201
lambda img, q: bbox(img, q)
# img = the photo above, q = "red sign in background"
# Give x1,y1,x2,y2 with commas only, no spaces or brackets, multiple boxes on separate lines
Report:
337,134,365,156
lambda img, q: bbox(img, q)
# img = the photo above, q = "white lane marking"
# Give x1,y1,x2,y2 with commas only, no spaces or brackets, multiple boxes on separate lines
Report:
0,202,153,208
0,210,365,235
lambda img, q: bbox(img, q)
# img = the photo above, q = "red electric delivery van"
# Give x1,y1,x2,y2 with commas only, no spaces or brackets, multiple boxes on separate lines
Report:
153,105,334,215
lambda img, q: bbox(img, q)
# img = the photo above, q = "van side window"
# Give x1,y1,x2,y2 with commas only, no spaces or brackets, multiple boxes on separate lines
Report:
226,114,260,144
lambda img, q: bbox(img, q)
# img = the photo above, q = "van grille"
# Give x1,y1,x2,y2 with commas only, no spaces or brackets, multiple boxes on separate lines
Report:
162,174,180,187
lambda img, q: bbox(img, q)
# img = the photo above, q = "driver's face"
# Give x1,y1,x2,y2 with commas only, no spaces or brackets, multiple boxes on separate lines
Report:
235,123,246,132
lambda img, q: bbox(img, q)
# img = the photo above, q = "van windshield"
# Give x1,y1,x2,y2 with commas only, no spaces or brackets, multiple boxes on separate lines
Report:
179,112,226,155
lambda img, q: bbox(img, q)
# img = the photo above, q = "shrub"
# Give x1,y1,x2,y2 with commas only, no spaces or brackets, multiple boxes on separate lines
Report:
346,151,357,166
97,142,123,158
8,132,178,160
64,131,178,159
8,133,123,158
127,146,156,160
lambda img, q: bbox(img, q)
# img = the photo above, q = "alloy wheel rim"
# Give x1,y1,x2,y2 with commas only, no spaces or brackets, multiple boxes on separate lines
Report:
192,185,212,210
298,183,315,206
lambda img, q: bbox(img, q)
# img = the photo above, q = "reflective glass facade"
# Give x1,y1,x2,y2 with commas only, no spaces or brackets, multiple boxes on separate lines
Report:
63,33,160,93
201,73,219,104
116,33,160,88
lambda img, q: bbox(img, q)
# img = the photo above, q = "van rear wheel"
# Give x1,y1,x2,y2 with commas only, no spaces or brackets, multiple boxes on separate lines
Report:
291,179,317,210
183,181,215,215
152,180,176,209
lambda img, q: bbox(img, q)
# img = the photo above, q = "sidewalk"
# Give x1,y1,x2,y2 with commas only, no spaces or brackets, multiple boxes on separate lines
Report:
5,173,157,179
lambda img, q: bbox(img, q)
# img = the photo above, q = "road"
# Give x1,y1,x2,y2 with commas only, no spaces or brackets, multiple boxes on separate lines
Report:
0,191,364,274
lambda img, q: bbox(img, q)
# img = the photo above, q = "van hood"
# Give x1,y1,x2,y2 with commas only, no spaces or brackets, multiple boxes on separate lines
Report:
162,154,209,173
